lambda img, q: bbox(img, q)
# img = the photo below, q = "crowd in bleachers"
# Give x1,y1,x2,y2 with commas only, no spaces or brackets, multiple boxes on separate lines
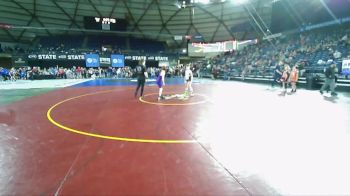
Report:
0,34,191,81
0,66,137,81
2,27,350,83
0,33,178,82
0,45,26,54
196,28,350,80
0,64,193,81
0,34,167,57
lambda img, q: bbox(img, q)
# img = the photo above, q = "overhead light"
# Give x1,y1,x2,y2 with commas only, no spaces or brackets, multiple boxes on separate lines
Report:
233,0,248,5
194,0,210,4
175,2,181,8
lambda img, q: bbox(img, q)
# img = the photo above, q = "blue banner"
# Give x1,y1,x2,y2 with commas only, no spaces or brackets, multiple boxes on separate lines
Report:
193,33,204,42
111,54,125,67
342,59,350,75
85,54,100,67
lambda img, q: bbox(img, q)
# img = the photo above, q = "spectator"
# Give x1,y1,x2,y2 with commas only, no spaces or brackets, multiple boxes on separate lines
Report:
333,50,342,59
320,63,338,96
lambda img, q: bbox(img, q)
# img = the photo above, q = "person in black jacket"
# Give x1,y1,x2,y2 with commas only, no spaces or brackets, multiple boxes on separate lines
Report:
320,63,337,96
134,59,148,98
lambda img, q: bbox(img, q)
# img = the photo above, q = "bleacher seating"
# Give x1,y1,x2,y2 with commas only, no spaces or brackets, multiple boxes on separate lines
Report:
86,35,126,50
39,35,84,49
196,26,350,90
129,38,165,53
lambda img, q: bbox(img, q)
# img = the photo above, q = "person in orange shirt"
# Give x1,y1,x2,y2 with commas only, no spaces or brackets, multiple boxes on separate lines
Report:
290,65,299,93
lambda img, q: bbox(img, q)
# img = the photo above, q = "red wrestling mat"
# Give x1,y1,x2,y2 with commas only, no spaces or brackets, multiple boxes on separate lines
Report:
3,82,350,195
0,85,259,195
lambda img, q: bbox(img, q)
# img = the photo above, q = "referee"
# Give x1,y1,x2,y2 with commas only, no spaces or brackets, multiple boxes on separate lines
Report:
134,59,148,98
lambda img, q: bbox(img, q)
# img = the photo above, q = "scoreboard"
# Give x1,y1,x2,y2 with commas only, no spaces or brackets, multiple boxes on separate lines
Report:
84,16,128,31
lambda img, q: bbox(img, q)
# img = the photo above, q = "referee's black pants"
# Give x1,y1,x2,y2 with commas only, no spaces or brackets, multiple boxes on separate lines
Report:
135,79,145,97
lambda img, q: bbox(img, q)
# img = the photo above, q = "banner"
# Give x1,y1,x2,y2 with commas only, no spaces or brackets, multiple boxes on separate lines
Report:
28,54,168,61
12,56,26,67
27,54,85,60
27,54,169,65
192,33,204,42
124,55,168,61
85,54,100,67
188,40,237,57
100,57,111,65
111,54,125,67
342,59,350,75
174,35,183,41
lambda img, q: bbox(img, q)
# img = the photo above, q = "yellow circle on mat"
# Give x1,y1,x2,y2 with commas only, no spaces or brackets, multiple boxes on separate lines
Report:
47,90,196,144
139,93,208,106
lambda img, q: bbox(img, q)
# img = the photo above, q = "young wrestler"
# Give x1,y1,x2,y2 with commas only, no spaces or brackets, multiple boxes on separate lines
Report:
290,65,299,93
184,64,194,97
157,66,166,101
280,64,291,93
